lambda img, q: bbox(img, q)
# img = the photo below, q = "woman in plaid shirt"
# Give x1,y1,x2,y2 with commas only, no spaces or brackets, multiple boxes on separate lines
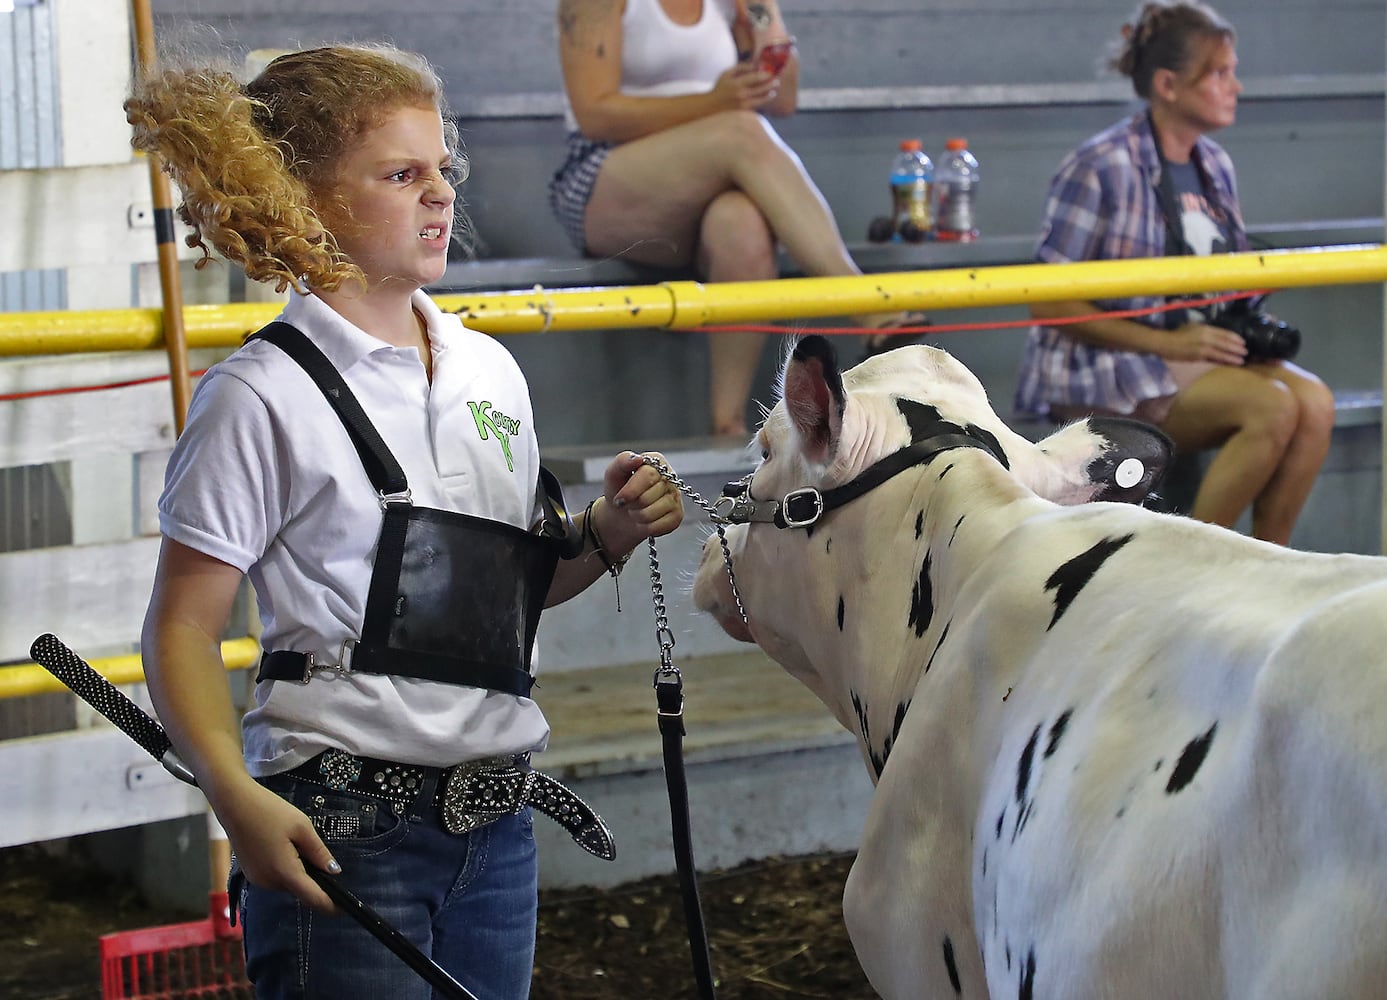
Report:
1014,1,1332,546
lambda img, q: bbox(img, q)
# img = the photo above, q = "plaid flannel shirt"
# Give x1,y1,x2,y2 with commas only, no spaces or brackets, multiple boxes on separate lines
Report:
1013,112,1247,418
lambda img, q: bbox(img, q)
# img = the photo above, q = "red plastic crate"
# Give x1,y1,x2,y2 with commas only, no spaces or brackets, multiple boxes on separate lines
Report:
99,892,252,1000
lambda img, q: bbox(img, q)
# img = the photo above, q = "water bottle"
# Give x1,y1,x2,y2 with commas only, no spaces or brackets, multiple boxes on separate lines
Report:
933,137,980,242
889,139,933,243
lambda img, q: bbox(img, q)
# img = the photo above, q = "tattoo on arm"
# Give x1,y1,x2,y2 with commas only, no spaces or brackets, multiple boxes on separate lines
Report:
558,0,622,56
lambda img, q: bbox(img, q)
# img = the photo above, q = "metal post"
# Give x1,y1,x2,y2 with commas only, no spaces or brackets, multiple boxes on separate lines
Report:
129,0,192,435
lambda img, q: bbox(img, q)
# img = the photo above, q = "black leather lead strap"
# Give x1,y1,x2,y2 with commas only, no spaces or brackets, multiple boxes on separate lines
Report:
656,672,717,1000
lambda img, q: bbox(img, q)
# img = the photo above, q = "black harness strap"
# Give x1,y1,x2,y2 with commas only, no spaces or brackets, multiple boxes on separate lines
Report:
252,322,408,496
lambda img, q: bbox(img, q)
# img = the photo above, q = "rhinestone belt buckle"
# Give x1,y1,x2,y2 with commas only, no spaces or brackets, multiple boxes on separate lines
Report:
440,757,531,835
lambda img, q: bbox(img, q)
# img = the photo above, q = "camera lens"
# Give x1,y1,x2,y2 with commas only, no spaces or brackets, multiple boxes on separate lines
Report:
1241,314,1301,362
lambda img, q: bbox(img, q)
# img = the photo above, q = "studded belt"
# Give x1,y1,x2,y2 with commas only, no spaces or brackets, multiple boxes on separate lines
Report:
284,748,615,861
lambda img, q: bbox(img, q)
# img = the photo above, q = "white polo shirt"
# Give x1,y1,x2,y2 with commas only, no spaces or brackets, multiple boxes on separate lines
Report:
158,290,551,775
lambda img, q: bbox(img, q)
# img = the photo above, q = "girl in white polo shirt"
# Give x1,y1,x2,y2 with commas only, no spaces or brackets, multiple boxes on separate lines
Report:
129,43,682,999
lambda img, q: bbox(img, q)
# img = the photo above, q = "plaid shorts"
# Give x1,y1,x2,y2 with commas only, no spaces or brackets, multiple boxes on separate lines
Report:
548,131,612,254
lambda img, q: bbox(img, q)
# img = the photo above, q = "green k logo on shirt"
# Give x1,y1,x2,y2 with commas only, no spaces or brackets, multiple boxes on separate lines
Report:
468,400,522,472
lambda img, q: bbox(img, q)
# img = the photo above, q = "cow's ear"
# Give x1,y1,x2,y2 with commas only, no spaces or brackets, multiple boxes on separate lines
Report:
1084,417,1174,504
782,335,846,465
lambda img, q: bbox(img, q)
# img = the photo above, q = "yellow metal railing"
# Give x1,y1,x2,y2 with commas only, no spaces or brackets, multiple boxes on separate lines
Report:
0,637,261,700
2,244,1384,700
0,244,1384,351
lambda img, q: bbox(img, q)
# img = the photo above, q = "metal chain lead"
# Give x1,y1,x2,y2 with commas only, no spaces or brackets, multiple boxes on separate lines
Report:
639,455,748,628
646,535,677,674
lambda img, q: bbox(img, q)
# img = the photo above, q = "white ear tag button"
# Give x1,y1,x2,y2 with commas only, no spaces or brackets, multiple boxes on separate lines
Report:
1115,458,1144,489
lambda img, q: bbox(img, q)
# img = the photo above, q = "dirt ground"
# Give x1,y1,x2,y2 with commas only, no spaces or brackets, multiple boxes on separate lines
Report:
0,842,877,1000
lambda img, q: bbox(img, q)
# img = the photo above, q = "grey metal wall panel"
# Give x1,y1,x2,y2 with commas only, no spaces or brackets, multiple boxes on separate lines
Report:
2,0,65,314
0,269,65,311
0,0,59,169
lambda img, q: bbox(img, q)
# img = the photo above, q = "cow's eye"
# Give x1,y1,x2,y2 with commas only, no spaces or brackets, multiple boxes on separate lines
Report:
760,447,771,461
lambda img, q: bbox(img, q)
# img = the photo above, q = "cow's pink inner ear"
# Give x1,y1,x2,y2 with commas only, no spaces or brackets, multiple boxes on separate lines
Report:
784,356,839,463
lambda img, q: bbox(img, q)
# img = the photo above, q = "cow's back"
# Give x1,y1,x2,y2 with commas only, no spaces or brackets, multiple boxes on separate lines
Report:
871,503,1387,999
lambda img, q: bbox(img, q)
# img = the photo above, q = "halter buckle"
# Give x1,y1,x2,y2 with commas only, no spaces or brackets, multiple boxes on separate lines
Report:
779,488,824,528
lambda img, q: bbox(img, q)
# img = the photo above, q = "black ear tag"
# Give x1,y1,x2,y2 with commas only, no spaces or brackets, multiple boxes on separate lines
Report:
1085,417,1174,504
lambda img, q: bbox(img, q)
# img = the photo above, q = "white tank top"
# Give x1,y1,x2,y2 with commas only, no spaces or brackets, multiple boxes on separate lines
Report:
564,0,737,131
622,0,737,95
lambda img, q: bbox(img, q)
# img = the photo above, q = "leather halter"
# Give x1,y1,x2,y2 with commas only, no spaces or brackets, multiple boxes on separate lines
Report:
712,418,1007,530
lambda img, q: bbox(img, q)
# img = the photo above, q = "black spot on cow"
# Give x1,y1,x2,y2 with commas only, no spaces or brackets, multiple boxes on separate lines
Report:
967,423,1009,469
1016,725,1041,804
1044,534,1136,629
995,809,1005,840
939,462,956,481
1012,800,1035,842
826,536,832,554
915,510,924,539
1012,724,1042,841
850,690,891,778
942,936,962,994
851,691,869,746
981,847,988,877
909,549,934,638
1005,943,1012,971
1019,947,1036,1000
891,701,910,748
898,398,947,441
896,397,1011,469
924,620,951,673
1165,722,1218,794
949,514,965,546
1154,758,1164,772
837,596,845,631
1044,709,1073,758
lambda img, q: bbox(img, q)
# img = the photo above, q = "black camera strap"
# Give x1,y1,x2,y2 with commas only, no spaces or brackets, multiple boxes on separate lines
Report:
1147,111,1232,329
1148,112,1195,258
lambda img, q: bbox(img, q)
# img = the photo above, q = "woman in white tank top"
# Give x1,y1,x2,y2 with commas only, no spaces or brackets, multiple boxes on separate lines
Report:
554,0,923,437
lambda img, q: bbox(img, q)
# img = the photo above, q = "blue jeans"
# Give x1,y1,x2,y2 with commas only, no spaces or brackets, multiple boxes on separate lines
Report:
239,772,538,1000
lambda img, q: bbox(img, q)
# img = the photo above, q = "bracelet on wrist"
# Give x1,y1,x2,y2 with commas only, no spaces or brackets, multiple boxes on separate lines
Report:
583,498,632,611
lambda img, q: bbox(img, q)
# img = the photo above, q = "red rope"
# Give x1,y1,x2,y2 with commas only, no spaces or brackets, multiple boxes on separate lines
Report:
2,289,1268,402
0,369,210,403
688,289,1271,335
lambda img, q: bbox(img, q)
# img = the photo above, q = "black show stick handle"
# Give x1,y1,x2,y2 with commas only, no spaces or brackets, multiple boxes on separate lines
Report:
27,632,478,1000
29,632,194,783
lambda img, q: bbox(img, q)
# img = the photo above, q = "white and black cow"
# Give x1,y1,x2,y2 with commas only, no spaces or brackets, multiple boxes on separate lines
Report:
693,335,1387,1000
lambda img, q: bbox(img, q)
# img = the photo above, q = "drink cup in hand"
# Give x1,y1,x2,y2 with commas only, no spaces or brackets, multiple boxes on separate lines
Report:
756,38,795,77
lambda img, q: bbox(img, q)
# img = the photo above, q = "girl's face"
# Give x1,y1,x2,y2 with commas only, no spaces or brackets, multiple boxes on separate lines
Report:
1169,37,1241,134
321,104,456,292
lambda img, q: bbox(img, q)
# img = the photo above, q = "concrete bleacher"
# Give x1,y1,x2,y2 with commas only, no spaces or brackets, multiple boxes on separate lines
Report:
437,215,1385,554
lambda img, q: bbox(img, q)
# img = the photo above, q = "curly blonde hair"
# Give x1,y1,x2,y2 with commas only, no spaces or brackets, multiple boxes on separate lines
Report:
125,45,466,293
1110,1,1235,100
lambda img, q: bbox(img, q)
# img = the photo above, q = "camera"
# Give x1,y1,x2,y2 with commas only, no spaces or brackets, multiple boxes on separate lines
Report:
1206,294,1301,363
